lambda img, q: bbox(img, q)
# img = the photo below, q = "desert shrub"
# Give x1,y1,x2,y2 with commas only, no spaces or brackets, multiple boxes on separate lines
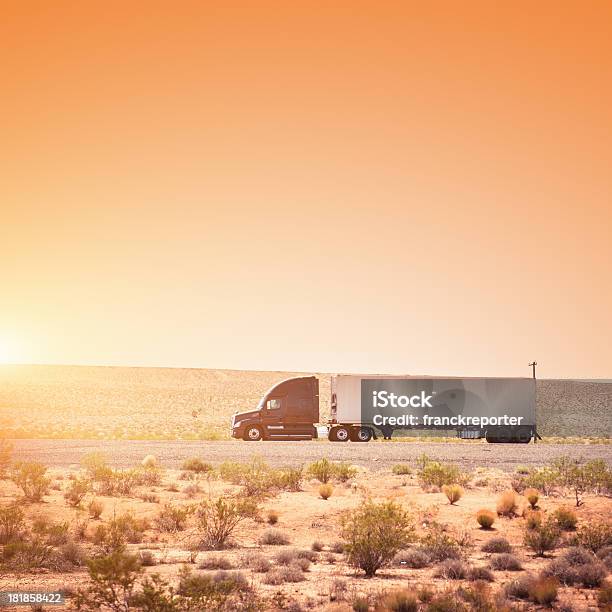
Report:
307,458,334,483
395,548,431,568
181,457,213,474
523,517,560,556
516,465,530,475
1,538,63,571
504,575,534,600
199,555,233,570
263,566,305,584
247,553,271,573
553,506,577,531
596,545,612,569
155,503,189,532
442,484,463,505
64,477,91,507
311,540,324,552
524,487,539,509
0,505,24,544
542,558,580,585
274,548,299,565
434,559,468,579
528,576,558,605
76,551,142,610
274,466,303,491
481,536,511,553
330,540,345,553
61,540,86,567
81,452,110,480
574,520,612,552
183,483,201,498
524,509,542,530
457,582,498,610
496,491,517,517
92,512,148,553
468,566,494,582
173,566,253,610
196,496,257,549
523,467,559,496
489,553,522,571
563,546,596,565
87,498,104,519
141,455,158,469
45,521,71,546
11,461,50,501
379,589,419,612
266,509,279,524
167,482,179,492
319,483,334,500
259,528,290,545
139,492,159,503
418,458,468,489
583,458,612,494
576,562,608,588
552,455,611,506
392,464,412,475
334,462,357,482
476,509,495,529
340,499,414,577
420,525,461,562
425,590,467,611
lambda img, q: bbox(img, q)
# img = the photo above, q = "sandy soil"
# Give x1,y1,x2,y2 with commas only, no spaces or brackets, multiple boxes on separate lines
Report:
0,452,610,611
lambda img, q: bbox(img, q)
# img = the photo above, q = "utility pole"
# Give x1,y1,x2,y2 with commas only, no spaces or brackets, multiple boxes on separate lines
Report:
529,361,538,443
528,361,537,379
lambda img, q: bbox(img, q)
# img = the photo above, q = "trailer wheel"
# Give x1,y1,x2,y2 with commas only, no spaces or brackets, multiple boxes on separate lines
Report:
329,426,350,442
517,427,532,443
243,426,263,441
497,427,512,443
350,427,372,442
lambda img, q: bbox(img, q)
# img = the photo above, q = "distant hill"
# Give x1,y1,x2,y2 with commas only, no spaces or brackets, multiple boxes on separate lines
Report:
0,365,609,439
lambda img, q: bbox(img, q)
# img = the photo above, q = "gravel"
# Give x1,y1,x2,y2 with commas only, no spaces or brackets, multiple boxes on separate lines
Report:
11,439,611,472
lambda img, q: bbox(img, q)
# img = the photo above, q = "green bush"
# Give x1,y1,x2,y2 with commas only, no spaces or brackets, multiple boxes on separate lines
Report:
420,524,461,562
196,496,258,549
64,477,91,507
553,505,578,531
273,466,303,491
92,512,148,553
11,461,50,501
392,464,412,476
442,484,463,505
0,505,24,544
523,517,560,556
340,499,414,576
307,458,334,483
418,457,468,489
154,503,189,532
181,457,213,474
574,520,612,552
75,551,142,610
334,462,357,482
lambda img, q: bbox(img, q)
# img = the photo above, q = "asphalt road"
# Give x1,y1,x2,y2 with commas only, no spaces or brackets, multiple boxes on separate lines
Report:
10,439,611,473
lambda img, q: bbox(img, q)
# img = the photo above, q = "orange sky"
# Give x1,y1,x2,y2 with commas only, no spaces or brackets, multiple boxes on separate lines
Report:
1,2,611,377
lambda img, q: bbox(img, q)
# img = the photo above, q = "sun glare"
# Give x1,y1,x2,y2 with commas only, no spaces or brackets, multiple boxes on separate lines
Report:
0,340,15,364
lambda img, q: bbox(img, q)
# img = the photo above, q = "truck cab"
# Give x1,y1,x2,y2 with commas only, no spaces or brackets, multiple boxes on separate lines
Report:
231,376,319,441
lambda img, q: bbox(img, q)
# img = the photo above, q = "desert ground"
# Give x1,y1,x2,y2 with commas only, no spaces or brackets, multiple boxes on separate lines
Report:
0,445,610,611
0,365,610,440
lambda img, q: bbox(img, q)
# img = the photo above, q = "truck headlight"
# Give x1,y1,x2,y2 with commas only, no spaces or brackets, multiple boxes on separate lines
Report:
233,420,242,429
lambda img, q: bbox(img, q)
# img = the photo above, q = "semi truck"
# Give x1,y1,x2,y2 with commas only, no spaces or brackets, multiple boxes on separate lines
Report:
230,375,538,443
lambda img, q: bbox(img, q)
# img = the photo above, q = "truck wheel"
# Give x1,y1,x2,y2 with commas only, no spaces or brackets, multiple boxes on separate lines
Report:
329,426,350,442
351,427,372,442
497,427,512,443
243,426,262,441
517,427,532,443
